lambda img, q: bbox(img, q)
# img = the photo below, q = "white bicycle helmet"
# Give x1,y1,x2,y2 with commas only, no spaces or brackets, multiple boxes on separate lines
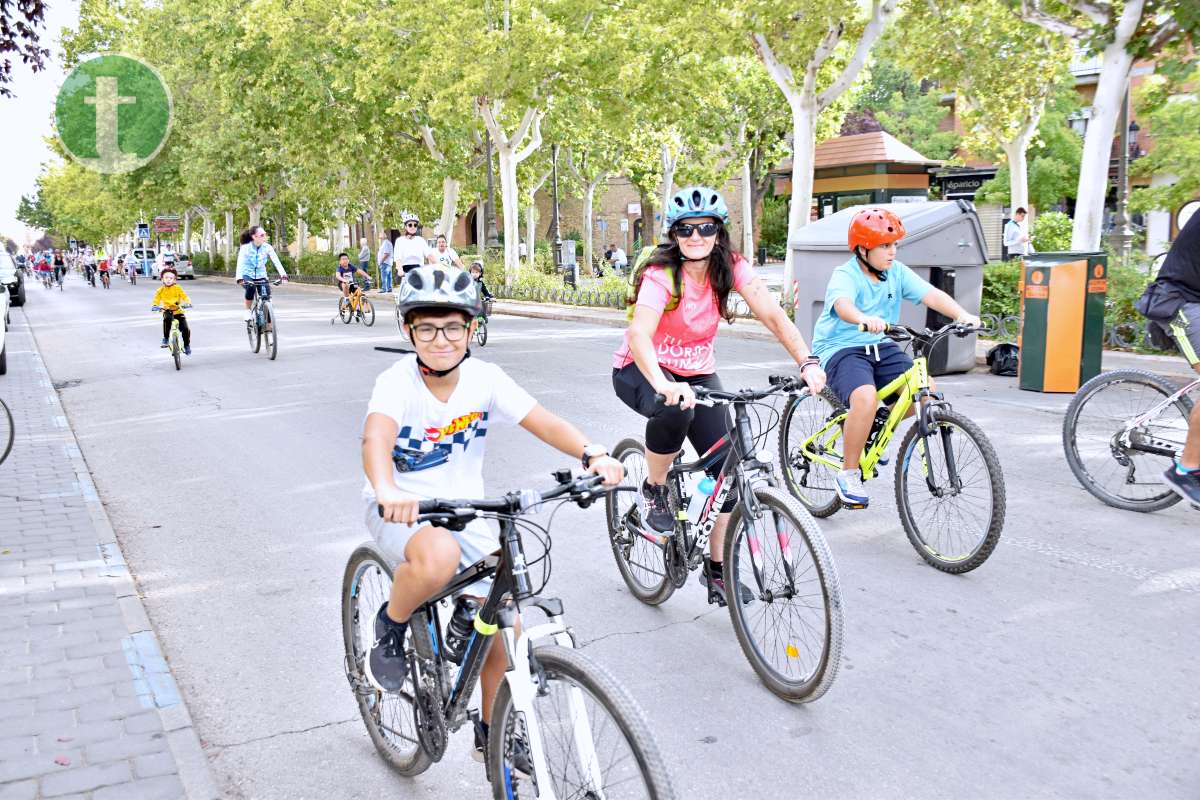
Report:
400,211,420,226
396,265,482,320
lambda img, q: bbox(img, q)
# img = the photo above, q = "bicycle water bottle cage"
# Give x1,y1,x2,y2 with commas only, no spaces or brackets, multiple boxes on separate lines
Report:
392,446,449,473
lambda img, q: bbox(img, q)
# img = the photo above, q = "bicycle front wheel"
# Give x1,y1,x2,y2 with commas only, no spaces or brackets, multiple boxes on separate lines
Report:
605,438,675,605
0,398,13,466
172,341,181,371
263,301,278,360
475,318,488,347
1063,369,1194,512
362,298,375,327
488,645,675,800
777,388,846,518
895,409,1006,573
341,544,432,776
725,486,843,703
247,310,262,353
339,297,352,324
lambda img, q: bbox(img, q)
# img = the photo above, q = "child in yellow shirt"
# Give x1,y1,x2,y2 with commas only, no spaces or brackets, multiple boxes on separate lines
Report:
151,267,193,354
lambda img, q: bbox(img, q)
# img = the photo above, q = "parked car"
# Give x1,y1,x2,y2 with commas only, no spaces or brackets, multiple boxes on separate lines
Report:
0,265,9,375
0,251,24,309
174,253,195,279
130,247,156,276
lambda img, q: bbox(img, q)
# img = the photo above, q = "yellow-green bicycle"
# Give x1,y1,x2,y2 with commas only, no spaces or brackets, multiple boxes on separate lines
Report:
777,322,1006,573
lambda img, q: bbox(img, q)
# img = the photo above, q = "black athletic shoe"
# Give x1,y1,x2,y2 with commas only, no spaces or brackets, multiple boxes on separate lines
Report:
641,479,675,534
1162,466,1200,506
364,603,408,693
699,564,754,607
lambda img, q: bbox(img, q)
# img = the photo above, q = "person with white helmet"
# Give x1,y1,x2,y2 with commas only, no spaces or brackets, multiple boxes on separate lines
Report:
361,264,623,761
393,212,437,278
612,186,826,606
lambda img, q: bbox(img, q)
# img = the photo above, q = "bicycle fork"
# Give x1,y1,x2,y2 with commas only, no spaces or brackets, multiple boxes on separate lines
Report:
914,398,962,496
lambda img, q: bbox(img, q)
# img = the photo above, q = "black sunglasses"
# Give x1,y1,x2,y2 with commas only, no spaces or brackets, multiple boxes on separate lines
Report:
673,221,720,238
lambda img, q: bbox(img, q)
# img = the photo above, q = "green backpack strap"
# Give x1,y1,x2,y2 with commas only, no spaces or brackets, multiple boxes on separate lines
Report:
625,247,680,320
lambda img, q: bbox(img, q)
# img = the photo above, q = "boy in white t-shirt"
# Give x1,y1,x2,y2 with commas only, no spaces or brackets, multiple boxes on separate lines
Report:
361,265,622,758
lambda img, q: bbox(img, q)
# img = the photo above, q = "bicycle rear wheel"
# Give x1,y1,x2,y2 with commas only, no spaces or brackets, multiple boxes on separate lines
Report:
1062,369,1193,512
777,389,845,518
0,398,13,466
263,301,278,360
488,645,675,800
339,297,352,324
605,438,675,605
362,298,375,327
725,486,843,703
895,409,1006,573
341,544,432,776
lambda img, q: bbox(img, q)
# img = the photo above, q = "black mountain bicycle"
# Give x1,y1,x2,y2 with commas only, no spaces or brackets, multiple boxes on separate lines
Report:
342,471,675,799
245,278,281,360
606,377,843,703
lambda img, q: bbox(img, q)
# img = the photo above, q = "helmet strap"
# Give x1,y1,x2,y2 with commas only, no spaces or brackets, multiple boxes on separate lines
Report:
854,248,887,281
416,349,471,378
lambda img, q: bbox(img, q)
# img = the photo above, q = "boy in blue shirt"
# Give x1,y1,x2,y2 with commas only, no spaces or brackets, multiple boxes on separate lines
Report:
811,208,979,508
335,251,371,299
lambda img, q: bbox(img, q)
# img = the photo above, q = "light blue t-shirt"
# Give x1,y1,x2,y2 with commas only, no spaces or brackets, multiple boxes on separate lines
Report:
810,257,934,363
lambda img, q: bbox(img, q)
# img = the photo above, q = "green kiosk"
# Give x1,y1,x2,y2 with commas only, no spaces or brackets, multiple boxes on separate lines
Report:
1018,252,1108,393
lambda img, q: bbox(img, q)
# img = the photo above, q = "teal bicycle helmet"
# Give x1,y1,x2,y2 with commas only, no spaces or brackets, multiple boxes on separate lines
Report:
664,186,730,228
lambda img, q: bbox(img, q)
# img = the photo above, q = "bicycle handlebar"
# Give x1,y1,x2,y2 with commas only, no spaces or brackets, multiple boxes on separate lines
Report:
653,376,801,408
376,471,615,523
856,321,987,342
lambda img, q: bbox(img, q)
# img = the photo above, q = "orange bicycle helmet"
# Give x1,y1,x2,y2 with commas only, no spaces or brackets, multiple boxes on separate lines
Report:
848,208,905,252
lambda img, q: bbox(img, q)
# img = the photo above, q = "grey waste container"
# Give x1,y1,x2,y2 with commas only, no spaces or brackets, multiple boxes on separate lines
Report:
788,199,988,375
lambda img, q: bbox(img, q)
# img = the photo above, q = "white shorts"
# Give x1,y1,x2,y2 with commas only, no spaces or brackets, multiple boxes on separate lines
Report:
363,499,497,596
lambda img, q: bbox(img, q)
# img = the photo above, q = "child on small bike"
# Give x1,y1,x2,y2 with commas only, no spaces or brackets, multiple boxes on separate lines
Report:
151,268,193,355
469,259,493,313
810,207,979,509
336,251,371,299
362,265,622,759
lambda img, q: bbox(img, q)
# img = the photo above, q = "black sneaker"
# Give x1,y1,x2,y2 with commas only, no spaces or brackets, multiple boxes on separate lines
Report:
1162,465,1200,505
364,603,408,693
641,479,675,534
699,563,754,607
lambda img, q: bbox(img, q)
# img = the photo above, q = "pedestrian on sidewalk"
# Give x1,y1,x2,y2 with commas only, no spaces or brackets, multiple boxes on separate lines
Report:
358,238,371,274
1003,208,1033,259
377,230,394,293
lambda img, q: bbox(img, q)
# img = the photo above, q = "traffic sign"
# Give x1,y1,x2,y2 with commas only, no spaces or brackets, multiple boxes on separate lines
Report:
69,238,77,249
597,219,608,231
137,223,150,240
154,215,181,233
619,219,629,232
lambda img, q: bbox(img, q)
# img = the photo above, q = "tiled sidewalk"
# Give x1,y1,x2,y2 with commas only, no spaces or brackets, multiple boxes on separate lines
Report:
0,308,218,799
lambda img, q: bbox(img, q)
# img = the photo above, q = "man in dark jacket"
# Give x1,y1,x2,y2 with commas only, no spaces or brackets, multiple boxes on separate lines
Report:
1153,211,1200,504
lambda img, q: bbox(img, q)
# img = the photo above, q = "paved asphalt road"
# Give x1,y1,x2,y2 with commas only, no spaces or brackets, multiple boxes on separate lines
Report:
19,273,1200,799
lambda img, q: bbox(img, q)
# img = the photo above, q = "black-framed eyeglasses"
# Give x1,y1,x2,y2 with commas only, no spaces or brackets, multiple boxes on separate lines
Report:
405,222,419,228
410,322,469,342
673,222,720,238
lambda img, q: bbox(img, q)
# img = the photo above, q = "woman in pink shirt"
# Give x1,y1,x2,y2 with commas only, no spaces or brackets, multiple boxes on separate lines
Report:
612,186,826,605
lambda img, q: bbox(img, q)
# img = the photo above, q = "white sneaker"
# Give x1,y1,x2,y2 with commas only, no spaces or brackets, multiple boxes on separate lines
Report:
243,310,252,321
835,469,869,509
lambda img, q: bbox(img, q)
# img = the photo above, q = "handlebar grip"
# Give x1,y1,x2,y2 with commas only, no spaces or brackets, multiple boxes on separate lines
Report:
377,499,442,518
856,322,895,333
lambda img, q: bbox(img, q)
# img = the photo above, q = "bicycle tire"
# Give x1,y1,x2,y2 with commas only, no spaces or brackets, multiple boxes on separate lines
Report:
248,309,262,353
605,438,676,605
339,297,352,324
0,398,13,467
475,319,488,347
1062,369,1194,512
264,302,278,360
341,544,433,776
777,389,845,518
895,409,1006,573
172,339,181,371
362,299,375,327
724,486,843,703
488,644,675,800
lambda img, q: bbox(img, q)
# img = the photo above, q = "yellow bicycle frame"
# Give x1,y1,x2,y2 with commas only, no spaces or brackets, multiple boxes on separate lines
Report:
800,354,932,481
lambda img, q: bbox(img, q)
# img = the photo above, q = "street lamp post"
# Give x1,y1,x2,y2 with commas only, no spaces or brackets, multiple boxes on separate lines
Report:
484,131,500,249
552,143,565,284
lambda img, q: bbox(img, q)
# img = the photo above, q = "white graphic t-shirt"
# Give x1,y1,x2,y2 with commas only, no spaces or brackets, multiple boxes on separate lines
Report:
362,356,537,503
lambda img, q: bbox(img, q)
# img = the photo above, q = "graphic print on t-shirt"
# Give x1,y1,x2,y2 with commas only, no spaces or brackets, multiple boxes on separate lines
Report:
393,411,489,471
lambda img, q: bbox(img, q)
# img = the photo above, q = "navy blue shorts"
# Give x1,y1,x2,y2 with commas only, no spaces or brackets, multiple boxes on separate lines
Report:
825,343,913,406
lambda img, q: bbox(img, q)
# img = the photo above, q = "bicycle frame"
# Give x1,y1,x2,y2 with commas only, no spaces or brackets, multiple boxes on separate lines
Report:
401,517,598,795
1119,376,1200,458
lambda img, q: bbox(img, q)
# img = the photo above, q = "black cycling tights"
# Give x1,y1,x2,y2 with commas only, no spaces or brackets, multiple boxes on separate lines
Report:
612,364,732,470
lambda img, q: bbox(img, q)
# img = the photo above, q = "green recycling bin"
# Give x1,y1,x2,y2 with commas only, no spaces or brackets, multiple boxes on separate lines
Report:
1018,251,1107,393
